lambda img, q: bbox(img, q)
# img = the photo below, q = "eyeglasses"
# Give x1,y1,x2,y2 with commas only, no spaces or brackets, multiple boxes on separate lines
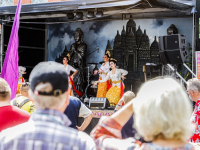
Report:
110,62,114,65
103,57,107,58
63,59,67,60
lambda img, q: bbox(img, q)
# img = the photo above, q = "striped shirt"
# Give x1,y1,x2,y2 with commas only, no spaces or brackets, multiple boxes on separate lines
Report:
0,109,96,150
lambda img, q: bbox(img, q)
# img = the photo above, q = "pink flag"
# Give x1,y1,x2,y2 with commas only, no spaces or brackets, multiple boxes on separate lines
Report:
1,0,22,99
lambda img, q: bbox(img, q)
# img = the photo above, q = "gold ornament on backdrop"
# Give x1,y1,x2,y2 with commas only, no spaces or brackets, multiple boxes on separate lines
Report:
67,53,71,60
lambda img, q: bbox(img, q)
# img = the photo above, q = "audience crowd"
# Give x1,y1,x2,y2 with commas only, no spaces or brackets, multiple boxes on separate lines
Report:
0,61,200,150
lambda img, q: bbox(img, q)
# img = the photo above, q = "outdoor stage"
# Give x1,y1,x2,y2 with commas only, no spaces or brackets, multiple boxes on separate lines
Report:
78,109,114,134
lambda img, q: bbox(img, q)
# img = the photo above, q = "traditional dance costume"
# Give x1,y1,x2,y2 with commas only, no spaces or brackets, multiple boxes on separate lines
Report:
96,62,110,98
17,66,26,94
99,69,128,105
65,64,77,96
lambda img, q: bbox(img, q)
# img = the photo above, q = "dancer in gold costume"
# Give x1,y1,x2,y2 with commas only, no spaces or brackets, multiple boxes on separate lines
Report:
94,51,110,97
94,58,128,105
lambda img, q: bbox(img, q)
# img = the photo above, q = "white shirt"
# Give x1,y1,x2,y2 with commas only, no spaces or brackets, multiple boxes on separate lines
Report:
99,62,110,81
65,64,77,76
79,103,92,118
100,69,128,88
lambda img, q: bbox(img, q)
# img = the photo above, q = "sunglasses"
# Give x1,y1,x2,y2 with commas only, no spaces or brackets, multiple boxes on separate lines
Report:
110,62,114,65
63,59,67,60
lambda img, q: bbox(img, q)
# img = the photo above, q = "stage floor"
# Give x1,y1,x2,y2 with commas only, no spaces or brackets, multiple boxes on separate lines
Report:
78,109,114,134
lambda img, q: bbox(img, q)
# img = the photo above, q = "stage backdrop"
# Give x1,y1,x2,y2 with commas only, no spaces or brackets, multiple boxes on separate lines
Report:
47,17,192,91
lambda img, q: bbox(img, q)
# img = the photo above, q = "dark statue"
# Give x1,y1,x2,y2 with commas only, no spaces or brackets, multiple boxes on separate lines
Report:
167,24,178,35
69,28,87,97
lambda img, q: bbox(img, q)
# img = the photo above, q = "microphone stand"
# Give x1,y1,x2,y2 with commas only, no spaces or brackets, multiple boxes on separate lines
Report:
87,47,99,56
86,66,90,86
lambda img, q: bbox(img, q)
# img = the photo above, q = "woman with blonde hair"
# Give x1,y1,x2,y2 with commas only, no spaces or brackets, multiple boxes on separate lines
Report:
91,77,197,150
115,91,135,112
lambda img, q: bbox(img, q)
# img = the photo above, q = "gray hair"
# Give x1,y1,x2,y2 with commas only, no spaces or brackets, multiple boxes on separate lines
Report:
28,82,67,109
187,78,200,93
134,77,193,141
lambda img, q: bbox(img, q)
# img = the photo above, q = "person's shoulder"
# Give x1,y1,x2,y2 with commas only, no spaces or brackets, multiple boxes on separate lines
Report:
59,127,96,149
0,121,31,142
141,143,197,150
107,70,112,74
11,105,31,117
197,100,200,105
105,62,110,66
77,131,96,149
69,96,81,106
69,96,81,102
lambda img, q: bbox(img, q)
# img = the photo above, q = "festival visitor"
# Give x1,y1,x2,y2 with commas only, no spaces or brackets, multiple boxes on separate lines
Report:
17,82,30,97
114,91,135,112
187,78,200,143
114,91,139,139
91,77,196,150
94,51,111,97
94,58,128,105
64,96,93,131
17,66,26,94
11,82,35,114
0,78,30,132
63,54,78,96
0,62,96,150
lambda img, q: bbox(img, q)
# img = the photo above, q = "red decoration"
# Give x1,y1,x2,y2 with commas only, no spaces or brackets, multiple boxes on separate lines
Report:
120,81,124,98
69,76,82,97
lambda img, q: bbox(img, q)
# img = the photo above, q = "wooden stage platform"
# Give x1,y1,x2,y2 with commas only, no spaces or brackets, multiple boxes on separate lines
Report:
78,109,114,134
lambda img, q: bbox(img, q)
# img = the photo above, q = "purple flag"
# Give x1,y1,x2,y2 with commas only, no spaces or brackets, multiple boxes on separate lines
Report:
1,0,22,99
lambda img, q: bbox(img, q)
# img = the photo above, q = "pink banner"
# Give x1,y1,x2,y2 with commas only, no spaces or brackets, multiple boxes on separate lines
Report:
196,52,200,80
1,0,22,99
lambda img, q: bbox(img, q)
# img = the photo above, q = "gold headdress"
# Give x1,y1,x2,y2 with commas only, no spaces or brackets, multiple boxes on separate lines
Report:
67,53,71,61
110,58,117,62
106,51,111,58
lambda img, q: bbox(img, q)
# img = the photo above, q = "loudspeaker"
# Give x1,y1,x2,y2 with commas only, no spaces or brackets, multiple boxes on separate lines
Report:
145,64,161,79
89,97,110,109
159,34,188,65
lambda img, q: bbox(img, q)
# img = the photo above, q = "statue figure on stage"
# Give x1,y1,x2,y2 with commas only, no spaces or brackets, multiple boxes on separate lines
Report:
69,28,87,97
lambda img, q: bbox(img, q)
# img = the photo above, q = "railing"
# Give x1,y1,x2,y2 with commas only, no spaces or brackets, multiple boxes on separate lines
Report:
166,63,197,85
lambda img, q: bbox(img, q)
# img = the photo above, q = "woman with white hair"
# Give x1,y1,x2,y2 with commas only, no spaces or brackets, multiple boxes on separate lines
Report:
187,78,200,143
91,77,196,150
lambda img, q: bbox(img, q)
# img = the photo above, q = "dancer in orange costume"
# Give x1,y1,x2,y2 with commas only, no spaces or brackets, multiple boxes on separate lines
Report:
94,58,128,105
94,51,111,97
